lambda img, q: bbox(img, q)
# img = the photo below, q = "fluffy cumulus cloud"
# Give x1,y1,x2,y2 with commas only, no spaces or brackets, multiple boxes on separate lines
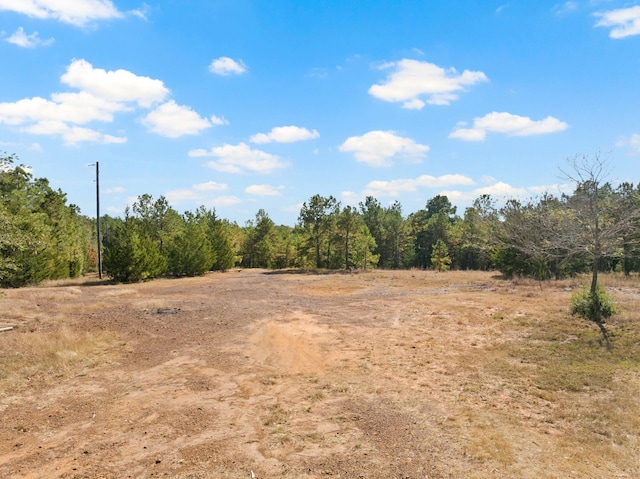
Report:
437,181,529,205
0,92,125,126
250,126,319,144
165,181,229,204
189,143,288,174
368,59,488,109
141,101,215,138
245,184,284,196
339,130,429,167
472,181,527,197
209,57,247,76
0,0,142,27
6,27,54,47
24,120,126,146
363,174,474,197
0,59,218,144
449,112,568,141
595,6,640,39
61,59,168,108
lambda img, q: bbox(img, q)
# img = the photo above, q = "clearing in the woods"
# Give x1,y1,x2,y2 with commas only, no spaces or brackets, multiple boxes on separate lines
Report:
1,269,639,478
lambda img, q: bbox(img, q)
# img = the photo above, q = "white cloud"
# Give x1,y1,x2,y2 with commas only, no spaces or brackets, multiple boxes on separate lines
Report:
449,111,568,141
25,121,126,146
616,133,640,154
528,182,573,196
61,59,169,107
595,6,640,38
0,0,135,27
0,59,211,145
190,143,288,174
165,188,204,203
439,182,529,205
363,174,475,197
211,115,228,126
368,59,488,109
165,181,229,204
141,101,213,138
245,184,284,196
211,195,241,207
0,94,119,127
553,2,578,17
250,126,319,144
339,130,429,167
6,27,54,47
209,57,247,76
472,181,527,197
104,186,125,194
193,181,228,191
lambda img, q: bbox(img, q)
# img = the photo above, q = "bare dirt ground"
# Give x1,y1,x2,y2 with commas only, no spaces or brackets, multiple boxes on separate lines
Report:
1,269,639,478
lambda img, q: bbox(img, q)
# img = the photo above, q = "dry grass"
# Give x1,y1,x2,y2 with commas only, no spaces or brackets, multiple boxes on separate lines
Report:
447,275,640,473
1,269,639,478
0,327,118,395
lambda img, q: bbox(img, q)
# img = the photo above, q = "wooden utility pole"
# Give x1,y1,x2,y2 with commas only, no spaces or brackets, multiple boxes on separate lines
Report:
90,162,102,279
96,161,102,279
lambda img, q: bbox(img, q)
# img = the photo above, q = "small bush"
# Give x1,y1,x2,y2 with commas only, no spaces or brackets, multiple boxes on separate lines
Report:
570,285,618,323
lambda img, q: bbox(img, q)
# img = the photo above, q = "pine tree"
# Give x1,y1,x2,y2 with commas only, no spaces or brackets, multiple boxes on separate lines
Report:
431,239,451,272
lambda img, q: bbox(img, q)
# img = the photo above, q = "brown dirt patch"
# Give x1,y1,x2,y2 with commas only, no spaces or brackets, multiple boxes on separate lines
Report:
1,270,639,478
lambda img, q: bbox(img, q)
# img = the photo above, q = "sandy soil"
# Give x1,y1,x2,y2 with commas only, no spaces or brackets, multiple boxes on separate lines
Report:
0,269,638,478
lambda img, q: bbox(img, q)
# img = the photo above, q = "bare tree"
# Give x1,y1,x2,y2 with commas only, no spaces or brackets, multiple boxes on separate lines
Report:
560,153,640,340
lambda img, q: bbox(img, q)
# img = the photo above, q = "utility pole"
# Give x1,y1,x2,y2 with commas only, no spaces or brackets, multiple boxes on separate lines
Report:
89,162,102,279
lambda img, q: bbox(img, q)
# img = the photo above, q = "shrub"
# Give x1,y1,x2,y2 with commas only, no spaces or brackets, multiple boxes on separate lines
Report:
570,285,618,324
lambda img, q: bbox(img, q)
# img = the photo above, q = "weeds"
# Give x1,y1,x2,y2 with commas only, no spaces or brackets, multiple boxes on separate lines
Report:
0,327,116,392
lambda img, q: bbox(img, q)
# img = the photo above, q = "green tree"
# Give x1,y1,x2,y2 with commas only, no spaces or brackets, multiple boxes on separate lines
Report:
166,211,213,277
459,195,497,270
613,182,640,274
198,207,236,271
336,205,360,269
431,239,451,272
409,195,457,269
298,194,339,268
0,153,94,286
350,223,379,270
560,155,640,338
132,194,182,253
102,216,167,282
360,198,410,269
241,209,279,268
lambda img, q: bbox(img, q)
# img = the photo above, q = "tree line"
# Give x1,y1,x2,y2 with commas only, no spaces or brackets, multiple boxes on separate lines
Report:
2,153,639,289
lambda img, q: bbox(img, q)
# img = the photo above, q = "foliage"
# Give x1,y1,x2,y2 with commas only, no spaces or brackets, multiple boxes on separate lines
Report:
570,285,618,324
166,212,213,277
3,152,640,289
0,153,94,287
431,239,451,272
102,218,167,282
359,197,411,269
298,194,339,268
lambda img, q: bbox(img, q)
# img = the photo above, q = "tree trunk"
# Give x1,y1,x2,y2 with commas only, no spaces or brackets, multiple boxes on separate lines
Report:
590,213,600,295
590,254,599,295
344,228,350,270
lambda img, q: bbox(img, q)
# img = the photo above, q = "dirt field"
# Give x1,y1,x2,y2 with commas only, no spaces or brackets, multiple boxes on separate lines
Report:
1,269,639,478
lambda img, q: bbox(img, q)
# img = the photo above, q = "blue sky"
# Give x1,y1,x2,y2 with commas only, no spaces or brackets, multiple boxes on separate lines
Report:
1,1,639,225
